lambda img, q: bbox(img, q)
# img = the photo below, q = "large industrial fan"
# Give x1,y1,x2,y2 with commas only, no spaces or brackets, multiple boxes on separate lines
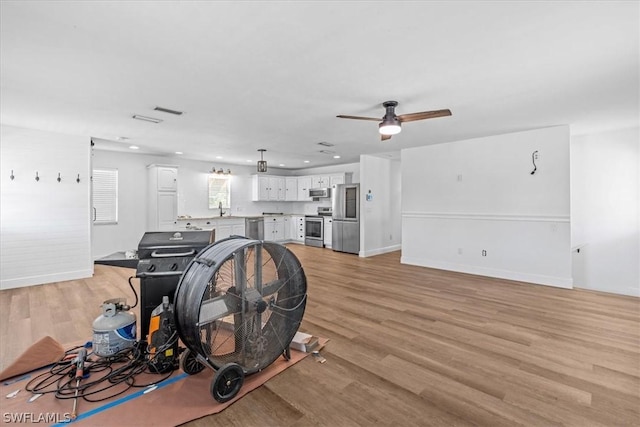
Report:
174,237,307,402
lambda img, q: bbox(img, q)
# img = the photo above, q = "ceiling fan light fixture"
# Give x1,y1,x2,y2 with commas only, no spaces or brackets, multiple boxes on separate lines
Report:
257,149,268,173
379,118,401,136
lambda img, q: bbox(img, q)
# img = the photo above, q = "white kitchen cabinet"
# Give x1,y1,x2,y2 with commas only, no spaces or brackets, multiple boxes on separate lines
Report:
324,217,333,248
216,224,232,240
311,175,330,188
252,175,285,201
283,216,291,240
147,164,179,231
232,222,245,237
285,178,298,201
264,216,285,241
292,215,305,242
156,166,178,191
297,176,312,201
272,177,285,201
330,174,345,187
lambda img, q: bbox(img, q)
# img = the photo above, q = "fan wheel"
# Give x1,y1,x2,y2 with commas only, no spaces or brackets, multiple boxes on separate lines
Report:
180,348,205,375
210,363,245,403
174,237,307,376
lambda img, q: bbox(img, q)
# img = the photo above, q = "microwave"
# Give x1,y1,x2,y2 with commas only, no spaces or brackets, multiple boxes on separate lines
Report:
308,188,331,198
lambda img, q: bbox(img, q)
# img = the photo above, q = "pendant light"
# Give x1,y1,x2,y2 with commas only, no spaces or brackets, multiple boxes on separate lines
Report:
257,149,267,173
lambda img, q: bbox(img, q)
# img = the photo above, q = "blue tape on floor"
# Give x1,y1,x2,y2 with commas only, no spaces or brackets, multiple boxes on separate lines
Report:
52,372,188,426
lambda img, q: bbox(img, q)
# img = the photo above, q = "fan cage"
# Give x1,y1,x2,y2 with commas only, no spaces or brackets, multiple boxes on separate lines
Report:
174,238,307,374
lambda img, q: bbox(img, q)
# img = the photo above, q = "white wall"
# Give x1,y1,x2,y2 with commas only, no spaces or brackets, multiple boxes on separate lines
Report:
0,125,92,289
359,155,402,257
401,126,572,288
571,127,639,296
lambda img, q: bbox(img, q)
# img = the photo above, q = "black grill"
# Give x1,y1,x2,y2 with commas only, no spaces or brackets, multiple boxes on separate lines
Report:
136,231,211,339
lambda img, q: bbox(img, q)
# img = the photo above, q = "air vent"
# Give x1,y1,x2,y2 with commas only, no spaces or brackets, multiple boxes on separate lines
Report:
319,150,336,155
317,141,334,147
132,115,163,124
154,106,183,115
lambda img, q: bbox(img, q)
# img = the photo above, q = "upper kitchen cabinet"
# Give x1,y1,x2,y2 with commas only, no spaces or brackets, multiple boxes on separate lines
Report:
252,175,285,201
147,164,178,231
297,176,312,201
285,177,298,201
310,175,330,188
154,165,178,191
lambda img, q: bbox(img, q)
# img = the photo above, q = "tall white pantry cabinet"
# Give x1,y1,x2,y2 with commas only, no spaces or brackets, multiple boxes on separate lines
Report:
147,164,178,231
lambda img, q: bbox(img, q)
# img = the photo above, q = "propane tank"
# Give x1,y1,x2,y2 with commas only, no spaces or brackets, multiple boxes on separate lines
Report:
92,298,136,357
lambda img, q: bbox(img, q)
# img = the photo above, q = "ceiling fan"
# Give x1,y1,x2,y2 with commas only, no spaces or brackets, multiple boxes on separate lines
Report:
337,101,452,141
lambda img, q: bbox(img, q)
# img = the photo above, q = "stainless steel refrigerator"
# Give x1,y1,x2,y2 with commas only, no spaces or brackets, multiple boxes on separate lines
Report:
332,183,360,254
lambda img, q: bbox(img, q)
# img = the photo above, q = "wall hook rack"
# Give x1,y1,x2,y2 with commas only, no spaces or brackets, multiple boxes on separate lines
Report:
35,171,40,182
10,170,15,180
57,173,62,183
76,174,81,183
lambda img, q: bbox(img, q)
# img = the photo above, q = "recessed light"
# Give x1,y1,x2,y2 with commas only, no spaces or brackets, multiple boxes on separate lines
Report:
216,156,223,159
246,159,253,163
116,136,129,141
333,155,341,159
303,160,310,163
279,164,285,167
132,114,163,124
175,151,183,155
129,145,139,150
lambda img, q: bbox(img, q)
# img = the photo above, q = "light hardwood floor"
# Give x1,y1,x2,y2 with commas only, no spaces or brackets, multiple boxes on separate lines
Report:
1,245,639,426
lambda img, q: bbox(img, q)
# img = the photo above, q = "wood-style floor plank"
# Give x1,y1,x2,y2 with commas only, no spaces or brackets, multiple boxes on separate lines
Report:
1,245,638,426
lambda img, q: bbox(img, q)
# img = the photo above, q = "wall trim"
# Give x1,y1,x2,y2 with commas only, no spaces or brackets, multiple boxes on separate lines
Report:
360,244,401,258
0,268,93,290
402,212,570,223
400,256,573,289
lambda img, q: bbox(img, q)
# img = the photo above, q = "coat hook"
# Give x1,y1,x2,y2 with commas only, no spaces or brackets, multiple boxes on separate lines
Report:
76,174,81,183
10,170,15,180
35,171,40,182
57,173,62,183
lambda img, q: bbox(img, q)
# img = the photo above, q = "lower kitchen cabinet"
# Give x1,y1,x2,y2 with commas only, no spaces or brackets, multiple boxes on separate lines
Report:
324,217,333,248
264,216,285,241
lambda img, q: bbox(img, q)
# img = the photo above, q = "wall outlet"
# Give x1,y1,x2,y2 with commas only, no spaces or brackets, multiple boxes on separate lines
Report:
534,151,540,161
458,248,463,255
482,249,487,256
457,174,463,182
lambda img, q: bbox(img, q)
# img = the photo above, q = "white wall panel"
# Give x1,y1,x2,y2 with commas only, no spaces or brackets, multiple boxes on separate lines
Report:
0,125,92,289
401,126,572,288
571,127,639,296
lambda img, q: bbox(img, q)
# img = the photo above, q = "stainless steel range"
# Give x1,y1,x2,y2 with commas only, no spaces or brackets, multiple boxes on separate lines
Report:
304,207,332,247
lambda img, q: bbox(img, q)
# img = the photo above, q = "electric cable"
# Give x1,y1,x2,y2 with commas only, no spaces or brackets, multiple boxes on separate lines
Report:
24,338,178,404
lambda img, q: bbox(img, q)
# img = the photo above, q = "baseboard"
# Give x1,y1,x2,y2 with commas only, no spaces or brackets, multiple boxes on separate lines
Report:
360,244,401,258
400,256,573,289
0,268,94,290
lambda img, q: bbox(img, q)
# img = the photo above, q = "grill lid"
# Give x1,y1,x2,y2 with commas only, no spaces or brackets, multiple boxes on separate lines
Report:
137,231,211,259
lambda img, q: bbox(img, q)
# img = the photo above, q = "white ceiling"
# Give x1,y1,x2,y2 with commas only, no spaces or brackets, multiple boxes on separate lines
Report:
1,1,638,169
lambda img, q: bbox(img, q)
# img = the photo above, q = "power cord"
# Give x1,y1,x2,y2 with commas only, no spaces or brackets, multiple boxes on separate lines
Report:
24,337,178,404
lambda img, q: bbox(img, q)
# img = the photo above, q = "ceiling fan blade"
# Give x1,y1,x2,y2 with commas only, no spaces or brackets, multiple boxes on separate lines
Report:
381,134,392,141
336,115,381,121
397,109,452,123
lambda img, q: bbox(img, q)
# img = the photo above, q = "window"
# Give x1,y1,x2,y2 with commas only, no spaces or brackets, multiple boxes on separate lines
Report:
93,168,118,224
208,175,231,209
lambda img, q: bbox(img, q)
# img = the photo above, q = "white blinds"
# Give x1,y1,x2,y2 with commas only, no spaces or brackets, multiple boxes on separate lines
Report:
93,168,118,224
